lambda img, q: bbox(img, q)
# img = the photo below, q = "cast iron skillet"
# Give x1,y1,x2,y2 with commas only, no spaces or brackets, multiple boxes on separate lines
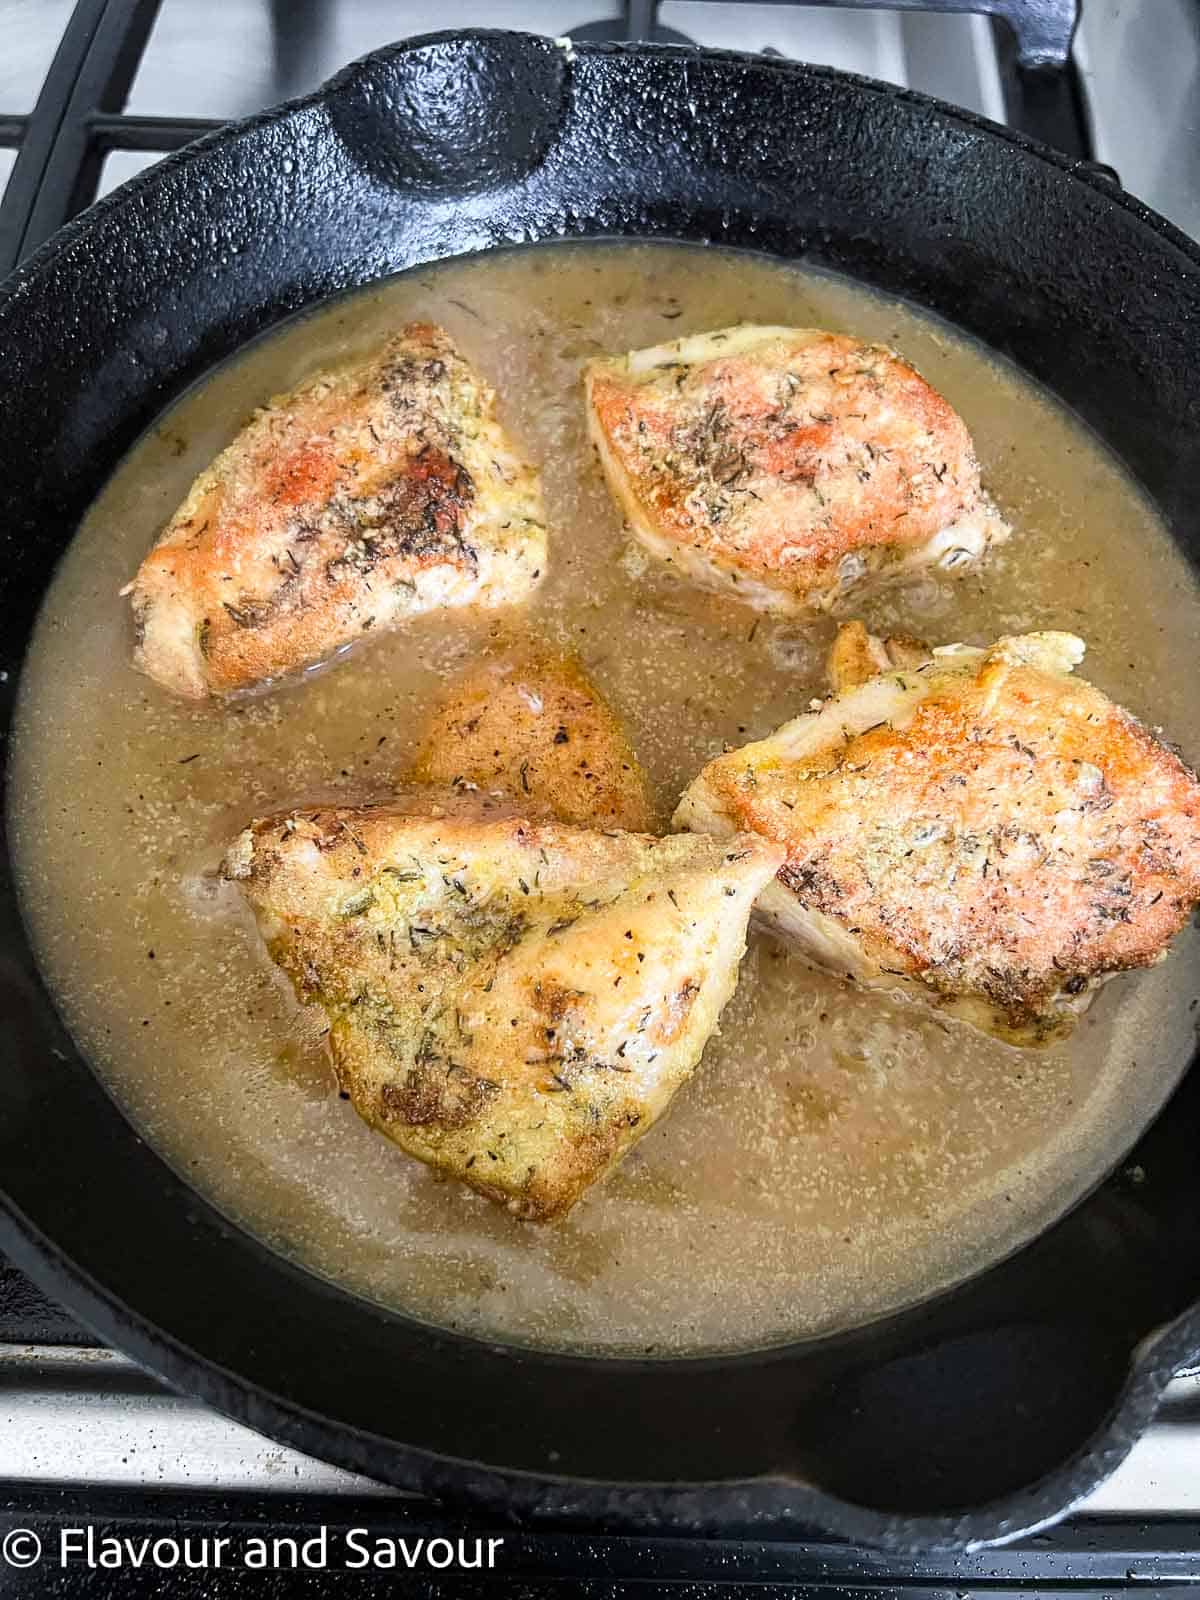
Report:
0,31,1198,1554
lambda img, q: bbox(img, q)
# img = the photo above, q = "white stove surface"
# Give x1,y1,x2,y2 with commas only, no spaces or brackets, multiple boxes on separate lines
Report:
1,0,1199,1522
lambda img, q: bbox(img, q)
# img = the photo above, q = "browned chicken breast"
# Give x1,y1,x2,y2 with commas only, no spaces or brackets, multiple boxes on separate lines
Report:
675,623,1200,1044
127,325,546,697
224,799,780,1219
586,325,1009,613
412,640,652,830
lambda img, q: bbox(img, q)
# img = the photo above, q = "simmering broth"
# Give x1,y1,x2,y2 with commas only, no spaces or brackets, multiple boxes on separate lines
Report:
10,241,1200,1353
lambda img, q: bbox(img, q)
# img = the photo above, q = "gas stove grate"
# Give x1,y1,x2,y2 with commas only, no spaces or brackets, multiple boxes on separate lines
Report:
1,1478,1199,1596
0,0,216,273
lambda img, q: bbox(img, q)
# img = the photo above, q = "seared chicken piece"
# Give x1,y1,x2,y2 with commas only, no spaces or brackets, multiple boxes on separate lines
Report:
827,618,933,691
586,325,1009,613
127,325,546,697
675,624,1200,1045
413,640,652,830
225,801,780,1218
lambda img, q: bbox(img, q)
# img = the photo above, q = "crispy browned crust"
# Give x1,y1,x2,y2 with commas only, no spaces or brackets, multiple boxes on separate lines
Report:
680,629,1200,1041
586,326,1007,611
224,802,780,1219
128,324,545,697
413,639,652,830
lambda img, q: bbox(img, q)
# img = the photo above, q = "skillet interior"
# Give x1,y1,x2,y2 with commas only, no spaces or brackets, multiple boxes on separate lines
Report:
0,31,1198,1551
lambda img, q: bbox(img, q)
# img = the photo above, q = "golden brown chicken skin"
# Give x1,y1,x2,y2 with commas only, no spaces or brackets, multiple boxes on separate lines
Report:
127,325,545,697
586,325,1009,613
413,640,652,831
224,799,780,1219
675,625,1200,1044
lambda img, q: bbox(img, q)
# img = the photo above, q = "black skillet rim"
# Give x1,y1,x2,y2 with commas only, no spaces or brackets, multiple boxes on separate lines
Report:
0,31,1198,1553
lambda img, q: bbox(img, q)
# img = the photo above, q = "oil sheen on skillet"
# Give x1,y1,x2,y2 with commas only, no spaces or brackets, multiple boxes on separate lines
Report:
10,242,1200,1356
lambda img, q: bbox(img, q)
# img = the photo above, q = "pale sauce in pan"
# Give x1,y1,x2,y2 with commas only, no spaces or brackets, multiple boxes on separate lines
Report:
10,242,1200,1354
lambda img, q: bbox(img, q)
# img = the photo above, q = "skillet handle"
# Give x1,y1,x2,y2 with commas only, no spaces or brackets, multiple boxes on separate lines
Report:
322,33,572,198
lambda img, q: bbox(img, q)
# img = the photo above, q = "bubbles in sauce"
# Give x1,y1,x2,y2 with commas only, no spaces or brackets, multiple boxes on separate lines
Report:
10,242,1200,1355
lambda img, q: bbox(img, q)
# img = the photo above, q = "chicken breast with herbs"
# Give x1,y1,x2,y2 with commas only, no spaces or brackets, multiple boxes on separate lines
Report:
675,623,1200,1045
413,640,652,830
586,325,1009,613
224,800,780,1219
127,325,546,697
